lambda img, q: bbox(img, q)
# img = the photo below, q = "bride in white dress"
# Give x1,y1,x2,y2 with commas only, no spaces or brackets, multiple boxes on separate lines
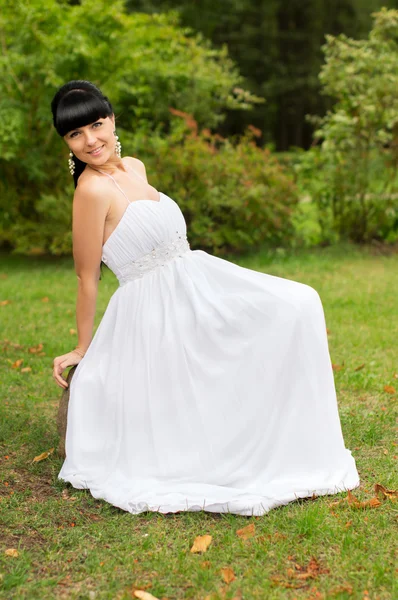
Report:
51,80,360,516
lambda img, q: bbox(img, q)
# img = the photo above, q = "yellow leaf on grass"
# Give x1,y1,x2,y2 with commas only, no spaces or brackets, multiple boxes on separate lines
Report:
347,489,381,509
190,534,212,553
273,555,329,589
41,297,49,302
28,343,43,354
374,483,398,501
221,567,236,584
5,549,19,557
0,300,11,306
384,385,396,394
133,591,160,600
32,448,54,463
330,584,354,595
69,328,77,335
329,499,344,508
21,367,32,373
236,523,255,540
11,359,23,369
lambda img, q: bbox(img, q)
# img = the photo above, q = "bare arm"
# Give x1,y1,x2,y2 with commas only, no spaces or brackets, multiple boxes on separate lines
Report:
52,180,110,389
72,180,110,352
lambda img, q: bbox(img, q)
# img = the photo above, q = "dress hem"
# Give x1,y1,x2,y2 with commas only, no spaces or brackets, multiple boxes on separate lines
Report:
58,472,360,517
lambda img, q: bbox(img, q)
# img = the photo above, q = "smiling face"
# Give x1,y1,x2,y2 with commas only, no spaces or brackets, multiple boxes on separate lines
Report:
64,114,116,165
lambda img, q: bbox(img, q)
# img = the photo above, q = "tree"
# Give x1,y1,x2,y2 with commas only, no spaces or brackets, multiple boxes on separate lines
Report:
0,0,258,254
298,8,398,243
127,0,398,149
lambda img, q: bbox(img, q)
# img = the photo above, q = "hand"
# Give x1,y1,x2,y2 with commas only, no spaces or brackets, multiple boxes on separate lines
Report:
53,349,85,389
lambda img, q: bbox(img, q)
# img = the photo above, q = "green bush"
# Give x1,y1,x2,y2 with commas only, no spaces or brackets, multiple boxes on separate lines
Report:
0,0,261,255
132,115,299,255
296,8,398,244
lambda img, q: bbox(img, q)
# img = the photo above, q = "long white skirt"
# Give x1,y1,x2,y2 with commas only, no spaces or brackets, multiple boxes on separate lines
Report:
59,249,360,515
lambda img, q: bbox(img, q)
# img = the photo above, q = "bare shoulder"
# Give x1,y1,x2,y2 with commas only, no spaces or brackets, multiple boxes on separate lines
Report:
74,170,111,210
124,156,147,180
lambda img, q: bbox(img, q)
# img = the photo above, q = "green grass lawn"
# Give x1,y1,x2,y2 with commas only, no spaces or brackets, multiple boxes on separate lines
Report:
0,242,397,600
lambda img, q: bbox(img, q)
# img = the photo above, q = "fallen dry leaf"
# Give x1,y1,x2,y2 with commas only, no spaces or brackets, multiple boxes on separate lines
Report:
190,534,212,553
5,548,19,557
69,328,77,335
20,367,32,373
272,556,329,590
354,363,365,371
305,586,324,599
329,583,354,595
133,591,160,600
11,359,23,369
61,489,77,501
0,300,11,306
41,297,49,302
347,489,381,509
384,385,396,394
220,567,236,584
28,343,43,354
204,586,229,600
374,483,398,501
270,575,307,589
236,523,255,540
32,448,54,463
331,363,343,371
329,497,345,508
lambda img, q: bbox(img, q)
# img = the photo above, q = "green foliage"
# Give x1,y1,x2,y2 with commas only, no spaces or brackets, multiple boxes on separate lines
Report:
128,0,398,149
296,8,398,244
131,114,299,255
0,0,260,255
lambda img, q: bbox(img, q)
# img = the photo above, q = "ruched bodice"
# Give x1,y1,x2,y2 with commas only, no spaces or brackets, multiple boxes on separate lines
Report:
101,193,191,286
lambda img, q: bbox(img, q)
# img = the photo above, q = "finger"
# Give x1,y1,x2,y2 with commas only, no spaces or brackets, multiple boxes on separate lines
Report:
55,361,69,375
54,374,68,389
53,368,68,389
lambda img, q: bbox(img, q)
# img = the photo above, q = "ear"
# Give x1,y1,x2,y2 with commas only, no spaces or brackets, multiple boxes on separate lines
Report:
110,114,115,127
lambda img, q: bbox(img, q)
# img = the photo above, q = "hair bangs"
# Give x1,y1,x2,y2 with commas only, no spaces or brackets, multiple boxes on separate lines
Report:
55,89,112,137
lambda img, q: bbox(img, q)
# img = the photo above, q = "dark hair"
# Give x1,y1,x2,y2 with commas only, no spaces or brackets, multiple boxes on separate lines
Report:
51,80,114,188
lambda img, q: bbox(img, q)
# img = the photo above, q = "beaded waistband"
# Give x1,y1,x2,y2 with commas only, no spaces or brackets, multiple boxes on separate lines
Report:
118,235,191,285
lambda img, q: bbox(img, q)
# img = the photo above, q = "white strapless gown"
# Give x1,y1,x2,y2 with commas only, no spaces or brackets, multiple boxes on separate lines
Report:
58,189,360,516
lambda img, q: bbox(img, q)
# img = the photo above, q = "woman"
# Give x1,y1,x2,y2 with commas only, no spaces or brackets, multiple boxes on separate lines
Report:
51,80,360,516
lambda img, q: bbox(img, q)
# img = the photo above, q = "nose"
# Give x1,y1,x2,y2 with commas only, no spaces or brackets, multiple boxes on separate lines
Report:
84,131,98,146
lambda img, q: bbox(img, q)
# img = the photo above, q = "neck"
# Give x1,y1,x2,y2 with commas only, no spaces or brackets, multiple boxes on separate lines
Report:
87,157,126,175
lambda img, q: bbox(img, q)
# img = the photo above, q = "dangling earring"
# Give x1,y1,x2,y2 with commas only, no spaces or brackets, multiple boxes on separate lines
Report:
68,151,75,176
114,130,122,158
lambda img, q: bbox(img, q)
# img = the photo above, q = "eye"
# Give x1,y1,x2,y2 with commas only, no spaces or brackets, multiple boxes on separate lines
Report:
93,121,102,128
